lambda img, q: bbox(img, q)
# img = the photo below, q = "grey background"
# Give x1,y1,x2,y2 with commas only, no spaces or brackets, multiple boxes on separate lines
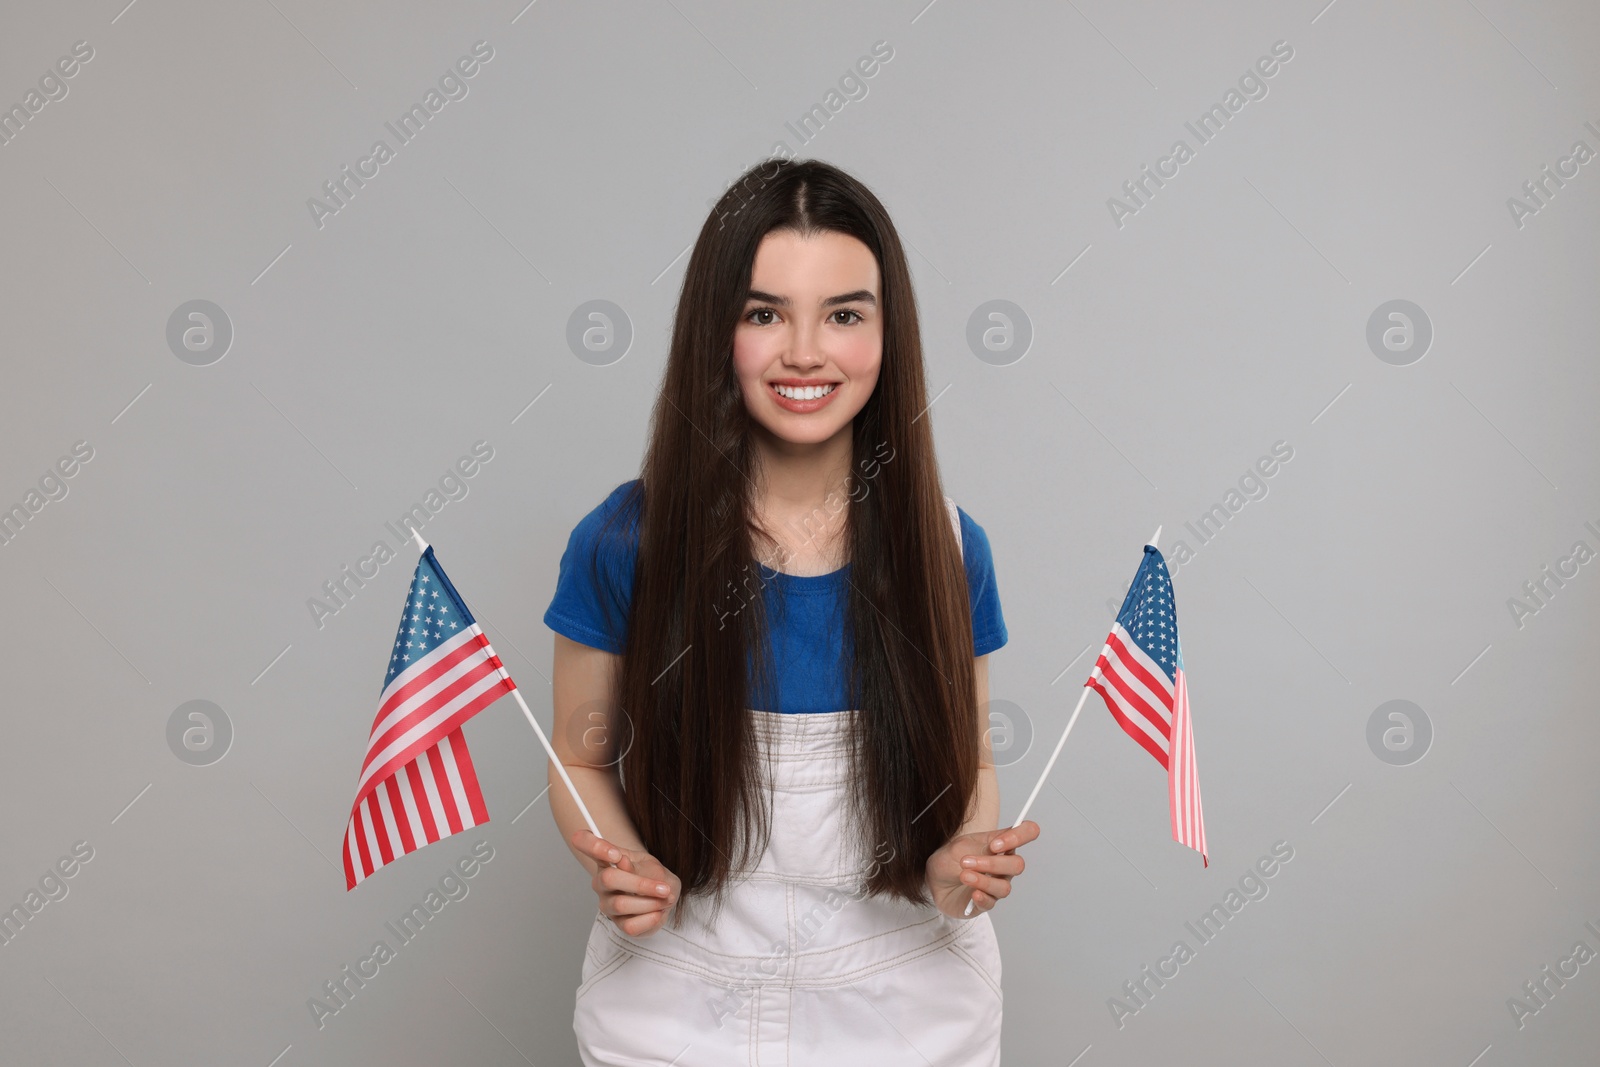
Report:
2,0,1596,1064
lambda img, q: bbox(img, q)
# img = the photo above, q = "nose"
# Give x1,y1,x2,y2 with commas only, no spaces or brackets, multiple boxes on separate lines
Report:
784,320,827,370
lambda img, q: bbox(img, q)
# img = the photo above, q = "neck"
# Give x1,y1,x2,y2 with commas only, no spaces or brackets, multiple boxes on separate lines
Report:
750,421,854,555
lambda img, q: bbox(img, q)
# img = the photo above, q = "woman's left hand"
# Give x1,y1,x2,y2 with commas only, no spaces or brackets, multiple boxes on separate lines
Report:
925,821,1040,919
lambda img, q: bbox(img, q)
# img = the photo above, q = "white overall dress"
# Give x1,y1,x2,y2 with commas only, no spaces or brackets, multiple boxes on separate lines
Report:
574,500,1003,1066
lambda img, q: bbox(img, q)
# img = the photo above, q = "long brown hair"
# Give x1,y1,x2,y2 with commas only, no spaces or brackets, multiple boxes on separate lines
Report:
589,158,979,914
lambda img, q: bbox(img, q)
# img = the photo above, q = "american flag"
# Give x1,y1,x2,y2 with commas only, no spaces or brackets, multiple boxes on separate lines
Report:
1085,544,1208,866
342,544,515,889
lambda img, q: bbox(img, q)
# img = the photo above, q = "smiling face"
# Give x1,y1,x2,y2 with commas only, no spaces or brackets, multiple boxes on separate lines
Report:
733,228,883,447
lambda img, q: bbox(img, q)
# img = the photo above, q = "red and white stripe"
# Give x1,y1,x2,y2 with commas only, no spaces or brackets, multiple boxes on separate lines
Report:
1086,622,1174,767
342,624,514,889
1167,665,1207,866
1085,621,1207,866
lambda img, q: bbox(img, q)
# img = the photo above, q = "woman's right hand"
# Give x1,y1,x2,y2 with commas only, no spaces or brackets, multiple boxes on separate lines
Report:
572,829,680,937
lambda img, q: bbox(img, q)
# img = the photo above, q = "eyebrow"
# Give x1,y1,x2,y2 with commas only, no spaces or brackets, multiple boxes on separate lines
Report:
744,289,877,309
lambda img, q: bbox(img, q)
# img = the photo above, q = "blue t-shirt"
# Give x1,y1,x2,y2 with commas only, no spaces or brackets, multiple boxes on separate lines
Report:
542,480,1008,713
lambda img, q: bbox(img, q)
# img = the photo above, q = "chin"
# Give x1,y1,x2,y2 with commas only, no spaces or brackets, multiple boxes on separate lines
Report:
762,420,848,445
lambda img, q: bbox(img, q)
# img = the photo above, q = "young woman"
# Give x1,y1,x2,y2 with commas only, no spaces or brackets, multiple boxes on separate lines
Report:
542,158,1039,1065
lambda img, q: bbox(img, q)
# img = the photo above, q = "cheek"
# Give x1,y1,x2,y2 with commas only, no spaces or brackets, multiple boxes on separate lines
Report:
839,334,882,387
731,329,772,390
729,341,761,407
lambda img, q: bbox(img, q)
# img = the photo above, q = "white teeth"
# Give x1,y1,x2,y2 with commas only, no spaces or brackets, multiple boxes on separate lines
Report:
773,383,836,401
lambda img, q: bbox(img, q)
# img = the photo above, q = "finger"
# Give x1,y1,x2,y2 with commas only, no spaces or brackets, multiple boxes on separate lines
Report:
574,829,624,865
598,865,673,899
960,869,1012,900
605,893,674,917
960,853,1024,877
987,820,1041,854
618,909,667,936
968,888,995,913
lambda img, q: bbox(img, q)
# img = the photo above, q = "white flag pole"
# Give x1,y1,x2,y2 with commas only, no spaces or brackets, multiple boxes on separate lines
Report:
507,685,603,839
965,526,1162,917
410,530,602,841
1008,686,1094,829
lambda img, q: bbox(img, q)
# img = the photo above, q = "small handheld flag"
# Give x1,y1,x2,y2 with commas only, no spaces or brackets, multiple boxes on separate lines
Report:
969,529,1207,915
341,541,511,889
342,532,601,890
1083,537,1207,867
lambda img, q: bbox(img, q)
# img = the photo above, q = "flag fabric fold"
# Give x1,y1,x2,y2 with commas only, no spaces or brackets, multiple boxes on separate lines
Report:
342,545,514,890
1085,544,1208,866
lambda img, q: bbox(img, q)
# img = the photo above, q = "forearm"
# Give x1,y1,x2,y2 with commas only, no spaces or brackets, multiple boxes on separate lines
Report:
548,761,646,877
959,765,1001,838
923,766,1002,902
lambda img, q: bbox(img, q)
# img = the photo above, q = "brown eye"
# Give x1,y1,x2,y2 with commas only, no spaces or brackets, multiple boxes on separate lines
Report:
747,308,777,325
833,309,864,325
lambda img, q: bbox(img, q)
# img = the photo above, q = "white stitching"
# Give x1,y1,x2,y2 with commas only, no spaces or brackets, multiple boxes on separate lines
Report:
947,942,1003,1001
574,947,633,1001
600,923,967,989
751,983,760,1064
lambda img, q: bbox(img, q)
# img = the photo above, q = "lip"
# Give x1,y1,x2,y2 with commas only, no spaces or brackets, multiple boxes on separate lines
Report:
767,380,841,414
